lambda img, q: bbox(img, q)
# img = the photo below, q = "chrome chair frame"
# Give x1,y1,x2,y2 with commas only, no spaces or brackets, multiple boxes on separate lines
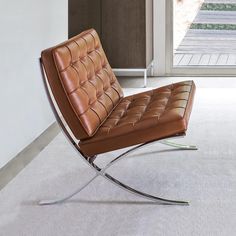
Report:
39,59,197,206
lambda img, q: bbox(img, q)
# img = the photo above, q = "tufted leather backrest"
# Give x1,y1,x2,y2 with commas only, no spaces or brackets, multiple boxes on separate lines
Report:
41,29,124,140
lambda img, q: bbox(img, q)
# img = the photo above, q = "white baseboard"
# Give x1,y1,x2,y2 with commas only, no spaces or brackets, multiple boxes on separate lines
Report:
0,122,60,191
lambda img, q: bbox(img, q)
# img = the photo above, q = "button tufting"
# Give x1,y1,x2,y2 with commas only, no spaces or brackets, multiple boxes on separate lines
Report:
94,82,193,135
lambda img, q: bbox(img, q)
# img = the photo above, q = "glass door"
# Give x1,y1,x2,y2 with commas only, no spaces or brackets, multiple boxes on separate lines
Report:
166,0,236,75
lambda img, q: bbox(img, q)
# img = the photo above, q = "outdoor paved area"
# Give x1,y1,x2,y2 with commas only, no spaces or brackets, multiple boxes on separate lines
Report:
174,0,236,66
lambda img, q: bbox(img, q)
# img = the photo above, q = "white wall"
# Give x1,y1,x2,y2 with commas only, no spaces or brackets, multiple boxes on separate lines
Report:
153,0,166,76
0,0,68,168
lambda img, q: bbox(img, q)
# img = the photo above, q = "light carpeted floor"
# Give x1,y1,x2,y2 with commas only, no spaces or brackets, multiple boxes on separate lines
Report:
1,86,236,236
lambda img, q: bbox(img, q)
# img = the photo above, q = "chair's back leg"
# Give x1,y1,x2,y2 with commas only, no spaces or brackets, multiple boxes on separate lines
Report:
160,140,198,150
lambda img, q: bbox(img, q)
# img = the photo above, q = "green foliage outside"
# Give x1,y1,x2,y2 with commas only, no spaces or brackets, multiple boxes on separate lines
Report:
191,23,236,30
191,3,236,30
201,3,236,11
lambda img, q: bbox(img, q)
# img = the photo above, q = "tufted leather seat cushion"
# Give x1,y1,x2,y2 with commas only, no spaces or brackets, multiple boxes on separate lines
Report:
79,81,195,156
41,29,196,157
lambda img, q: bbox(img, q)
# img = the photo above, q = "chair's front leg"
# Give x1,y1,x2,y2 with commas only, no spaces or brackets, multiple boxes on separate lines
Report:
38,174,99,205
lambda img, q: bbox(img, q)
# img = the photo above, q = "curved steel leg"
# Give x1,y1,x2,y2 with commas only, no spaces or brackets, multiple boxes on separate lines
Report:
102,138,197,172
103,142,150,171
38,138,195,206
38,144,147,205
102,172,189,205
39,167,189,206
160,140,198,150
39,174,99,205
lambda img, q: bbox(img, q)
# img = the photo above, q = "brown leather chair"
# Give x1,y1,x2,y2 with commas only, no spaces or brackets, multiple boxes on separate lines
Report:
39,29,197,206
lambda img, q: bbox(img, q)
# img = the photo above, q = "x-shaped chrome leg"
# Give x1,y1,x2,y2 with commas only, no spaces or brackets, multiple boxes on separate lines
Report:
39,138,197,206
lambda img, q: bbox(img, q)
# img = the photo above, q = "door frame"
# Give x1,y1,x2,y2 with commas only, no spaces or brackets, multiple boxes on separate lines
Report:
154,0,236,76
